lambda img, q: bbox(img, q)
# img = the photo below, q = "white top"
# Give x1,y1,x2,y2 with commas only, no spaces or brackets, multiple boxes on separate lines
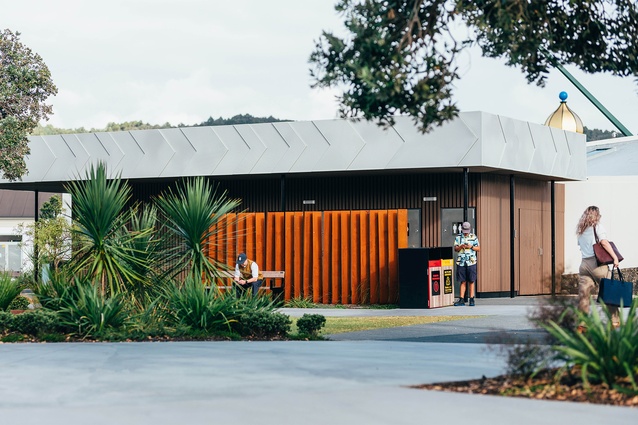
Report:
577,223,608,258
234,261,259,279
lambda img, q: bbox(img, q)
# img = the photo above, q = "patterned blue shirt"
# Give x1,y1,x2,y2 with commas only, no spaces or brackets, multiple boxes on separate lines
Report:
454,233,479,266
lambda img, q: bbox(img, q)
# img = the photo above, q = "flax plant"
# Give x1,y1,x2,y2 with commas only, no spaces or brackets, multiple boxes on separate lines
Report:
65,163,153,296
0,272,22,311
154,177,240,283
542,299,638,393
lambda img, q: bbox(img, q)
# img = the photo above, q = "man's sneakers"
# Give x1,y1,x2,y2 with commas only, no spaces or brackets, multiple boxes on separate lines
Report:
469,298,475,306
454,298,475,306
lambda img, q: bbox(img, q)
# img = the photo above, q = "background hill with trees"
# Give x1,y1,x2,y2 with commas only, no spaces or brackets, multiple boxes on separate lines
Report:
31,114,290,136
32,114,618,142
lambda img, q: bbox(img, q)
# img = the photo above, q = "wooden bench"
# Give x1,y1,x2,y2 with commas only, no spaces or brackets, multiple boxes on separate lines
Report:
213,270,285,298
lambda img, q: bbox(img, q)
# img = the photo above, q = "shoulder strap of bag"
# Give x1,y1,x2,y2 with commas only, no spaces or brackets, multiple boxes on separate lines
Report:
593,225,600,243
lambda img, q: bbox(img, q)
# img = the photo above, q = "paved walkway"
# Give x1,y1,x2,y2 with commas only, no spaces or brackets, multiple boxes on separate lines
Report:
0,296,635,424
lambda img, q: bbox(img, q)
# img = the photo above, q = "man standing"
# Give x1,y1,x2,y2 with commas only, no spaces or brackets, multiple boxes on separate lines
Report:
234,252,264,296
453,222,480,306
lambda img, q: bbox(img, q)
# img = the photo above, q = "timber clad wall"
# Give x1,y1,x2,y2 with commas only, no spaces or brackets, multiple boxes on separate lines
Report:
131,170,565,302
207,210,408,304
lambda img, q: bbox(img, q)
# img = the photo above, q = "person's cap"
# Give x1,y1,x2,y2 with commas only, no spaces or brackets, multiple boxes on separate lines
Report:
236,253,247,265
461,222,471,233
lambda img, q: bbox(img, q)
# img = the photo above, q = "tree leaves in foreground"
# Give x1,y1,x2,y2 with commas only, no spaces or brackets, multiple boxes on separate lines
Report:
0,29,57,180
310,1,638,133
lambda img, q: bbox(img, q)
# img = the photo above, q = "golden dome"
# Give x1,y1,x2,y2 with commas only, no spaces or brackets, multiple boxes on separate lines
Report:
544,91,584,133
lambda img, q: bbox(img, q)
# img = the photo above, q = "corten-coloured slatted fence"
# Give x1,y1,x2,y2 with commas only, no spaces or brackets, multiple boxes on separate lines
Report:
207,210,408,305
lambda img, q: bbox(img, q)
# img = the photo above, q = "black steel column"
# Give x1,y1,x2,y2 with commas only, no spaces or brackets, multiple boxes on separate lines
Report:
551,181,556,297
34,191,40,282
510,176,515,298
463,168,469,222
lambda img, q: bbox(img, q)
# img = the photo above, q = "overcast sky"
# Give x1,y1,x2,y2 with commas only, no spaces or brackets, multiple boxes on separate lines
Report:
5,0,638,134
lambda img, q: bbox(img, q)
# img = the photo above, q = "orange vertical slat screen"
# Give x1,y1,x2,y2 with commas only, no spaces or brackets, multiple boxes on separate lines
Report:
206,209,408,305
265,213,276,271
350,212,360,304
293,213,303,299
387,210,399,304
322,212,331,303
368,211,379,304
226,213,237,268
303,213,313,298
284,213,293,299
340,212,350,304
330,212,340,304
359,211,369,304
312,212,322,303
377,210,388,304
255,213,265,267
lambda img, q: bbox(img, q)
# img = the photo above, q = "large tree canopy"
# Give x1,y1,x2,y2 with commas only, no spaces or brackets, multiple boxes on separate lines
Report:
310,0,638,133
0,29,57,180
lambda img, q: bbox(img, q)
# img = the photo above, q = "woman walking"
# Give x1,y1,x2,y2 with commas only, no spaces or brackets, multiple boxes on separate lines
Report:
576,206,620,328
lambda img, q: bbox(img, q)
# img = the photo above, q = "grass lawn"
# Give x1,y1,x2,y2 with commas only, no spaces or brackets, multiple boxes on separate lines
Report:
317,315,482,335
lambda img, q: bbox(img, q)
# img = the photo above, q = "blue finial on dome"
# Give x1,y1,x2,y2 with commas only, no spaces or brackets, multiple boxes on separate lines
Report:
559,91,568,102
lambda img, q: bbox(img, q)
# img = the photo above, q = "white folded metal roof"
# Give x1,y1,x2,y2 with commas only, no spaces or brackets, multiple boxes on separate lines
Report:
586,135,638,176
0,111,586,190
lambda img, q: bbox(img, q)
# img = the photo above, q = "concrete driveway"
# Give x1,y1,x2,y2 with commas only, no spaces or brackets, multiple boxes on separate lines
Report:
0,297,635,424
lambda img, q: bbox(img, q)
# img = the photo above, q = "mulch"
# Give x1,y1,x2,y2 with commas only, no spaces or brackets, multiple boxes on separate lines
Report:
413,369,638,407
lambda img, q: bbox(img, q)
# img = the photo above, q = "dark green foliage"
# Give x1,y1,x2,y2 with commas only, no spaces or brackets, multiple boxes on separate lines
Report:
66,162,153,296
154,177,241,282
195,114,290,127
53,278,130,337
584,127,621,142
7,295,30,310
10,310,60,335
310,1,638,134
163,277,237,332
296,313,326,336
0,311,15,331
0,273,22,311
2,334,24,342
237,310,291,338
542,299,638,392
32,114,289,135
0,29,57,180
39,195,63,219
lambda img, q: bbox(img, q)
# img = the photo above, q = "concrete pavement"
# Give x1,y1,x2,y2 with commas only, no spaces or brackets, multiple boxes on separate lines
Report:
0,296,635,424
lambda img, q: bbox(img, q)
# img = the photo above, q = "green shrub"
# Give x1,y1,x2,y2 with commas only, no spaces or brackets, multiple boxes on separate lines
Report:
2,334,24,343
11,310,61,336
0,310,15,331
296,313,326,336
56,278,129,337
542,298,638,392
8,295,30,311
164,277,237,332
0,273,22,311
284,297,317,308
237,310,291,338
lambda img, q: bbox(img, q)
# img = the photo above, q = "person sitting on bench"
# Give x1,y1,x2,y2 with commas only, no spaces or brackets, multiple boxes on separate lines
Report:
234,252,264,296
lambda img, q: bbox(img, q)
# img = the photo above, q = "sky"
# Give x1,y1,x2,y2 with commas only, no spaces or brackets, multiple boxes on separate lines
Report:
4,0,638,134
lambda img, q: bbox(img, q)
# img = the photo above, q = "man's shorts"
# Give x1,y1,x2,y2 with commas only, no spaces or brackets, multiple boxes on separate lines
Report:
456,264,477,283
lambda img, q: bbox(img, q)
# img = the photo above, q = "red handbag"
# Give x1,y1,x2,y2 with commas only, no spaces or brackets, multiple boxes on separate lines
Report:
593,227,623,266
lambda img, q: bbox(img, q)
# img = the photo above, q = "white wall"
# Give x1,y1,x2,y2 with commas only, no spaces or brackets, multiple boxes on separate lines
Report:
562,176,638,274
0,218,34,272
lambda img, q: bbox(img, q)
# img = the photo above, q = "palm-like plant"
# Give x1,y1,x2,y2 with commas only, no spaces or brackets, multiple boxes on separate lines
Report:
66,162,153,296
154,177,240,283
542,299,638,392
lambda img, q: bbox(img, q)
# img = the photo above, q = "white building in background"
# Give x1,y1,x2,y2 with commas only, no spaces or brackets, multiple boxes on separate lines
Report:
561,135,638,274
0,191,69,274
